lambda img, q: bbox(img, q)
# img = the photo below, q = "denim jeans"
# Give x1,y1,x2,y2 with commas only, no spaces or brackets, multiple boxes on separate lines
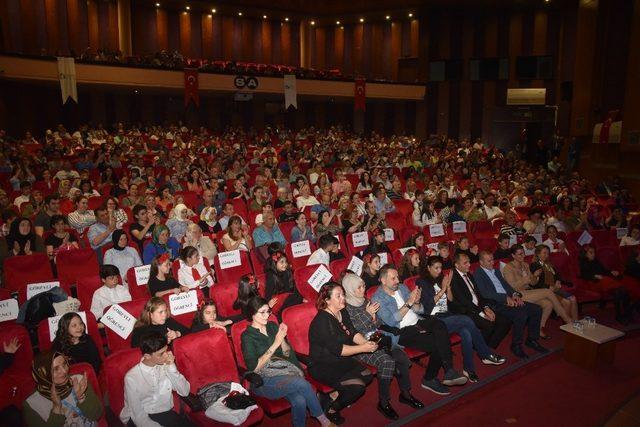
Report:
252,375,323,427
440,314,492,372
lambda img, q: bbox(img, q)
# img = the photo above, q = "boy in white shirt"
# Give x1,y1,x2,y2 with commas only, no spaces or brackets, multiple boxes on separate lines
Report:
307,234,336,266
121,332,194,427
90,264,132,322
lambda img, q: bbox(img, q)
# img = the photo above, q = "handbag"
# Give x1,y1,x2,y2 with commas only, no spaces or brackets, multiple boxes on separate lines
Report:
223,391,257,410
259,357,304,378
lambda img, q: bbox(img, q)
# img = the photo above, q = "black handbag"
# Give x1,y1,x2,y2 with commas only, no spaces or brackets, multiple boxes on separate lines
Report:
223,391,257,410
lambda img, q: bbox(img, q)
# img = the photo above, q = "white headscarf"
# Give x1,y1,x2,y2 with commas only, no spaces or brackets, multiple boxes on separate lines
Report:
342,273,366,307
173,203,189,221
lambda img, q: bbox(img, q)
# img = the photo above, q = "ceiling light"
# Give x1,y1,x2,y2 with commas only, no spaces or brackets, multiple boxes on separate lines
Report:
408,12,413,17
285,17,289,21
263,15,267,19
359,18,364,23
185,6,190,10
155,2,160,7
386,15,390,20
336,20,340,25
211,8,216,13
238,11,242,16
310,20,315,25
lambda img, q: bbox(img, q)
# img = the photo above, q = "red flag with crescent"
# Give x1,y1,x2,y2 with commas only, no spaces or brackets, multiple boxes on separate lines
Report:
184,69,199,107
354,78,366,111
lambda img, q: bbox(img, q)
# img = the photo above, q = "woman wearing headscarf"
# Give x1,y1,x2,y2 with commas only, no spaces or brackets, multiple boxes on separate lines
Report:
166,203,194,241
23,350,103,426
0,217,45,268
103,230,142,284
342,273,423,420
198,206,221,234
142,224,181,264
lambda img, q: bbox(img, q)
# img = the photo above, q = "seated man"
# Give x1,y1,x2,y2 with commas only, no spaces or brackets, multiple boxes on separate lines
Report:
471,251,547,359
307,233,336,266
252,212,286,247
121,332,194,427
372,265,467,396
278,200,299,223
87,206,115,263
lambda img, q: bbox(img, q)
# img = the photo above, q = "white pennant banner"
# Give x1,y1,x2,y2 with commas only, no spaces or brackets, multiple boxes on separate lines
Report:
57,57,78,104
284,74,297,109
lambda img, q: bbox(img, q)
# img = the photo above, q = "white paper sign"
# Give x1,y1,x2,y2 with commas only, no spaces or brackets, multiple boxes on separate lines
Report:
616,228,628,239
26,281,60,300
134,265,151,286
531,233,543,244
577,230,593,246
509,234,518,246
291,241,312,258
307,265,333,292
378,253,389,266
452,221,467,233
0,299,19,322
347,256,364,275
429,224,445,237
384,228,395,242
101,304,136,340
351,231,370,248
218,250,242,269
399,246,416,256
48,311,87,342
169,290,199,316
427,242,440,251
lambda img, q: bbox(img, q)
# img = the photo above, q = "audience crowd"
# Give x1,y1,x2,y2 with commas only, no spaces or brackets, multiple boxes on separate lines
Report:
1,122,639,426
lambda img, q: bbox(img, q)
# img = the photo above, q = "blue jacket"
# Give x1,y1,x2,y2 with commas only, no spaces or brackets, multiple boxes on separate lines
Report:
371,284,424,347
472,267,516,305
142,238,181,264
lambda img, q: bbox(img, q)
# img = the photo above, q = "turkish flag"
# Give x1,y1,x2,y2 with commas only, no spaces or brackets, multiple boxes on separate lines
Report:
184,69,200,107
354,78,366,111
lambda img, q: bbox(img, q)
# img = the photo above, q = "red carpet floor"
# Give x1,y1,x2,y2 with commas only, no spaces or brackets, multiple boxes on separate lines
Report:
258,305,640,427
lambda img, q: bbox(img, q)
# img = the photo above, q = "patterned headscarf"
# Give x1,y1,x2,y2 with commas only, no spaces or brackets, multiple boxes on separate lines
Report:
152,224,170,249
32,350,72,401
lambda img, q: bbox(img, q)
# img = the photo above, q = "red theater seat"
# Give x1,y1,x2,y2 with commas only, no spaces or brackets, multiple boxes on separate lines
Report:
3,253,53,294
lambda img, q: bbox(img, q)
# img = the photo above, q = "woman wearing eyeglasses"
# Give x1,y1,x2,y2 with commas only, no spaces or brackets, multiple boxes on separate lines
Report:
241,297,335,427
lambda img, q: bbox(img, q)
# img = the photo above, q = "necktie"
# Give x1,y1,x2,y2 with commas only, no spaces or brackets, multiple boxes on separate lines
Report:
192,267,201,281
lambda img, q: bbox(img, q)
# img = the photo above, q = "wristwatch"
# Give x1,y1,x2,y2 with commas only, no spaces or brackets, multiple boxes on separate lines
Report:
403,303,412,309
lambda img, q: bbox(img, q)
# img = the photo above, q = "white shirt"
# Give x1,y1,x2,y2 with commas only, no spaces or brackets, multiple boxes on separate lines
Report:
103,247,142,284
177,259,214,289
121,361,191,427
542,238,567,254
391,291,420,328
456,269,479,306
91,284,132,320
430,284,449,315
307,248,330,266
484,205,504,221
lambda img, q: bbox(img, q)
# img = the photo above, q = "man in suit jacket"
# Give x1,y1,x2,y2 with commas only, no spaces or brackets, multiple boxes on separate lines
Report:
473,251,547,358
449,252,512,352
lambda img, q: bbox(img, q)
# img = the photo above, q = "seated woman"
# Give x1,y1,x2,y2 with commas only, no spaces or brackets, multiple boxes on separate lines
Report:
67,195,96,234
458,197,487,223
104,197,128,230
416,200,440,228
264,251,304,316
177,246,214,291
190,299,232,333
361,253,382,290
342,273,423,419
131,297,190,348
166,203,194,242
290,212,316,243
454,236,479,263
418,256,505,382
183,222,217,264
530,245,579,322
198,206,222,235
502,245,573,338
398,248,421,282
24,350,103,426
130,204,156,254
103,230,142,285
0,217,45,267
620,225,640,247
241,296,333,427
340,206,364,238
404,231,431,259
314,210,342,240
579,244,637,323
221,215,253,252
143,224,181,264
308,282,375,424
147,253,190,297
362,228,391,257
121,183,142,208
52,312,102,374
233,274,277,319
155,185,175,212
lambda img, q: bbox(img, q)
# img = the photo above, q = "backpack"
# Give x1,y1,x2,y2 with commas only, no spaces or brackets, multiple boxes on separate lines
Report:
22,292,56,329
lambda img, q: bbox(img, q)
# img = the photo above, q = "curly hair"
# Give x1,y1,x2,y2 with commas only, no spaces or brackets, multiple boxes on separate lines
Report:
52,313,87,355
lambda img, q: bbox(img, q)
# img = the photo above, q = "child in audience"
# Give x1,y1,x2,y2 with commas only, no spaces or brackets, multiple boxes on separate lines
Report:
90,264,132,322
190,299,233,333
120,332,194,427
131,297,190,348
52,312,102,374
437,242,453,270
523,235,538,257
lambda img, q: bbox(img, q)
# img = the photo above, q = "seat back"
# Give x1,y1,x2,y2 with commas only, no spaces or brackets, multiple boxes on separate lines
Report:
3,253,53,293
404,275,420,291
161,288,205,328
75,275,104,313
293,264,334,302
102,348,142,417
125,265,152,300
0,324,33,376
281,303,317,357
286,240,316,270
366,285,379,300
103,298,148,352
213,250,253,284
329,258,351,278
210,281,242,318
345,231,371,255
56,248,100,288
173,328,239,393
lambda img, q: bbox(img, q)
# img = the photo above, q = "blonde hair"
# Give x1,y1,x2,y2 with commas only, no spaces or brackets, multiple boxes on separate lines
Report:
135,297,169,327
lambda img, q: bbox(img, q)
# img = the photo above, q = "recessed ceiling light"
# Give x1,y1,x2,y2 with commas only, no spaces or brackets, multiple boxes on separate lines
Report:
359,18,364,23
408,12,413,17
386,15,390,20
310,20,315,25
263,15,267,19
336,20,340,25
238,11,242,16
211,8,216,13
155,2,160,7
185,6,190,10
285,17,289,21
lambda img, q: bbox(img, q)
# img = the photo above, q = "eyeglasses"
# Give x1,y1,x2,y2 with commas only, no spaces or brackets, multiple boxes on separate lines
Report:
257,309,272,316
